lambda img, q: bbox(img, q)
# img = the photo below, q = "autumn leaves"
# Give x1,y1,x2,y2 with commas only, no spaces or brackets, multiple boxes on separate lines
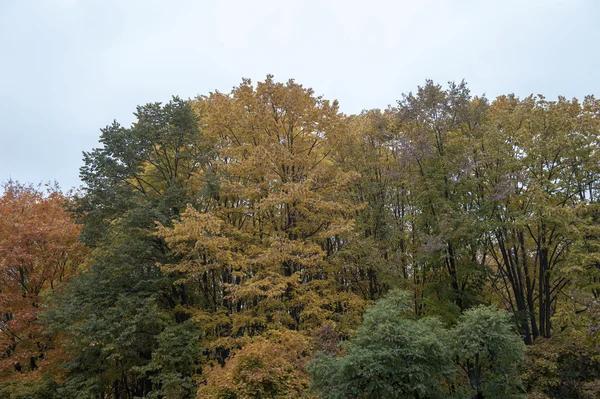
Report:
1,77,600,398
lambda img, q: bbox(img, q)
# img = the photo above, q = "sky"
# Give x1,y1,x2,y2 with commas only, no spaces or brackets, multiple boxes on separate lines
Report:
1,0,599,191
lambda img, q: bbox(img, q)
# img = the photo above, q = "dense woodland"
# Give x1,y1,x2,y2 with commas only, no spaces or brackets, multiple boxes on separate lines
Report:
1,77,600,398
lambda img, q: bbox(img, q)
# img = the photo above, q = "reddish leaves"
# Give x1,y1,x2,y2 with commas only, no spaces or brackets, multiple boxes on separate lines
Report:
0,183,88,380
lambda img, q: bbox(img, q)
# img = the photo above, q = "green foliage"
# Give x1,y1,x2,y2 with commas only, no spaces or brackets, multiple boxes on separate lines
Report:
76,96,211,247
451,306,526,398
309,290,454,399
309,292,527,399
522,337,600,399
40,98,209,398
142,321,202,399
0,377,60,399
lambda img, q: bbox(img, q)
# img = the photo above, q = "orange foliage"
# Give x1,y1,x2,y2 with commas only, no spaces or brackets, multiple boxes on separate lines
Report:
0,182,88,382
198,331,314,399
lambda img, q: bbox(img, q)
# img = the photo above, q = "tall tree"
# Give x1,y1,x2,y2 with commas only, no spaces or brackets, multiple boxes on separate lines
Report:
0,182,88,391
332,109,405,301
392,81,490,316
157,77,367,367
46,97,210,398
482,94,600,343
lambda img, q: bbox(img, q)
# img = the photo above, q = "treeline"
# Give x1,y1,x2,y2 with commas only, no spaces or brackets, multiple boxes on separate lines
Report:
1,77,600,398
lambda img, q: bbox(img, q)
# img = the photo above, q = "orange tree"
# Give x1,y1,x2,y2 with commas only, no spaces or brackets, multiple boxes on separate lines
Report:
0,182,88,390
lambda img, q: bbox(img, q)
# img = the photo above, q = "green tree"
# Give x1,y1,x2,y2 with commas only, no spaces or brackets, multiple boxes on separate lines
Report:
481,95,600,343
522,336,600,399
45,97,210,398
451,306,525,399
308,290,454,399
393,81,490,317
331,109,402,301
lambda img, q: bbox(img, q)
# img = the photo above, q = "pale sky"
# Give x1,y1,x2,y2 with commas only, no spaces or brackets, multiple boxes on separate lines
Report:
1,0,598,190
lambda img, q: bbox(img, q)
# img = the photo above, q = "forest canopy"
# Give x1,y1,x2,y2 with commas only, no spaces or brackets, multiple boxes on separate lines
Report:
1,76,600,399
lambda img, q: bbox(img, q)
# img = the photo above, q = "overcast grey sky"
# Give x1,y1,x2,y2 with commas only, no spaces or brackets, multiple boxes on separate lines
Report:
1,0,598,190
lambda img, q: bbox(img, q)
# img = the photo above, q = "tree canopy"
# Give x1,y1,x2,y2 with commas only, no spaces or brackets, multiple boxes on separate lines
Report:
1,77,599,399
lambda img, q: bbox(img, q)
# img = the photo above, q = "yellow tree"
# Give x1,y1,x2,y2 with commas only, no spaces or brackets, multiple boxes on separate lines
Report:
158,77,365,362
197,331,313,399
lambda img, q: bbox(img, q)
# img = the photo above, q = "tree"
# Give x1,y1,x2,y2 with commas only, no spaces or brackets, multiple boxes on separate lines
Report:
0,182,88,392
5,77,598,399
331,109,409,302
76,96,213,246
482,95,600,343
198,331,312,399
522,336,600,399
45,97,210,398
157,77,366,363
392,81,490,317
451,306,525,399
308,290,454,399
